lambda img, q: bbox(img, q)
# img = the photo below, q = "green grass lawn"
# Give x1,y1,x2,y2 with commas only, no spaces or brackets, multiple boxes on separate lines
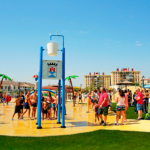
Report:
0,103,148,150
0,130,150,150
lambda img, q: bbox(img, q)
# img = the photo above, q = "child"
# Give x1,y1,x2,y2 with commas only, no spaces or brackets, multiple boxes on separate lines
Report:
42,98,48,120
3,92,6,106
52,94,57,119
78,90,83,104
94,100,99,124
12,95,21,120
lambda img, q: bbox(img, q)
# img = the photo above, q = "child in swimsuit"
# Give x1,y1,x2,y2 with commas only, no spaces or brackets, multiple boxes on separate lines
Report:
94,100,99,124
42,98,48,120
12,95,21,120
3,92,6,106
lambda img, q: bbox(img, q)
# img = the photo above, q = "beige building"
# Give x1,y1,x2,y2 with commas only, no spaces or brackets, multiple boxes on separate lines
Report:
0,81,34,92
111,68,141,86
84,72,111,89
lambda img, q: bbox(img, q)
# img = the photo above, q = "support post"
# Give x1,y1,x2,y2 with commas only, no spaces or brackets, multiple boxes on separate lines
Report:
37,46,43,129
57,80,61,124
61,47,66,128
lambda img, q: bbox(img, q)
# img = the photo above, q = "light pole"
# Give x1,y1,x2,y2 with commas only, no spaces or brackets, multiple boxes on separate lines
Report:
142,76,145,88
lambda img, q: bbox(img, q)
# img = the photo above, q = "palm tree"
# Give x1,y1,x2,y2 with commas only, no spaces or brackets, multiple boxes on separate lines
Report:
0,74,12,89
65,75,79,106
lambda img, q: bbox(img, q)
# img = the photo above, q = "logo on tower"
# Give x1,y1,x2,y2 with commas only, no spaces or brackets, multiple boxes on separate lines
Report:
48,66,57,78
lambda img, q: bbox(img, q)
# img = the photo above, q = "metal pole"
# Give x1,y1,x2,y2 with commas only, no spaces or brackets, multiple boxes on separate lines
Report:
57,80,61,124
37,46,43,129
61,46,66,128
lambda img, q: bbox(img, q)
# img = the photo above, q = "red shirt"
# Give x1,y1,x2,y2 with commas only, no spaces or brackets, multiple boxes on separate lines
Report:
98,92,108,107
136,92,143,105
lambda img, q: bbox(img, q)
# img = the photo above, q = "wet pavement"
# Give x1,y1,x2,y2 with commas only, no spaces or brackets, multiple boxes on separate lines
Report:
0,102,149,137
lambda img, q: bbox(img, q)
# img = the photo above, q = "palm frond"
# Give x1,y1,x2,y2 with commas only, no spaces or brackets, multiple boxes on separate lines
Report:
65,76,70,81
70,75,79,79
0,74,12,81
0,74,4,77
5,76,12,81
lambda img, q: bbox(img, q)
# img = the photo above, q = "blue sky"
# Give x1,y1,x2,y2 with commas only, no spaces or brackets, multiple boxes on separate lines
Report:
0,0,150,87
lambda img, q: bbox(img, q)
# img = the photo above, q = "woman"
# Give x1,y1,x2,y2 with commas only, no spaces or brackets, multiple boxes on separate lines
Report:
143,90,149,114
46,92,53,120
115,90,126,125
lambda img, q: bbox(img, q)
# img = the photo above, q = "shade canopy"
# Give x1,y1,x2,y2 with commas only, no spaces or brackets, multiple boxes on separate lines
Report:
116,80,133,85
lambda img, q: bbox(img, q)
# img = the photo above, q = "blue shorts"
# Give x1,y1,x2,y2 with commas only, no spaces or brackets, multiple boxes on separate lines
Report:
137,104,143,111
24,102,30,109
3,98,5,102
52,104,55,110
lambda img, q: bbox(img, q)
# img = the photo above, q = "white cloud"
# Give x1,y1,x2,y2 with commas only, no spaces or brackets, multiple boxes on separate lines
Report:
136,43,142,46
136,41,142,46
78,31,88,35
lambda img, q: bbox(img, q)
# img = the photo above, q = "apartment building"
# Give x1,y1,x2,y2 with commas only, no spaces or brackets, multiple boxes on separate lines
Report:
111,68,141,85
84,72,111,89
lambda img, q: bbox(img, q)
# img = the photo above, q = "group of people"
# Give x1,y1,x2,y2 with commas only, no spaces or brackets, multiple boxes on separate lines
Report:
12,90,62,120
72,90,83,106
80,88,112,126
80,87,147,126
0,92,10,106
133,88,149,117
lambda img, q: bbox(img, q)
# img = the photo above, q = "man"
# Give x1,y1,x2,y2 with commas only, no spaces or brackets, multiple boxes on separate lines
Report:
98,87,108,126
30,90,38,119
20,91,25,116
135,88,143,119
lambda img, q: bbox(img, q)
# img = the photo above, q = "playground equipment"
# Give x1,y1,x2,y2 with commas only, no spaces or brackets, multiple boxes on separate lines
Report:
0,74,12,89
65,75,79,107
47,42,58,56
28,73,38,90
37,34,66,129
